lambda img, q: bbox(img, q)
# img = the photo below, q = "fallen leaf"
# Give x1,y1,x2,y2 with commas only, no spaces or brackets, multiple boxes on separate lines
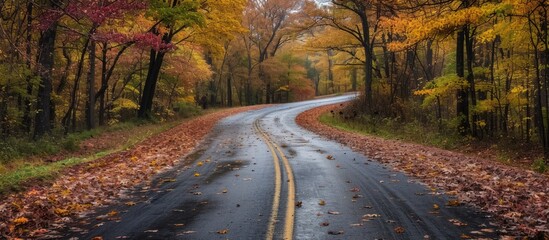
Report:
433,204,440,210
319,200,326,206
13,217,29,225
327,230,344,235
31,228,49,236
92,237,104,240
449,219,468,226
125,201,137,206
107,210,118,217
460,233,471,239
296,201,303,207
328,211,340,215
326,155,335,160
350,187,360,192
222,189,228,193
320,222,330,226
446,200,460,207
197,161,204,167
194,172,201,177
217,229,229,234
394,226,405,234
174,224,185,227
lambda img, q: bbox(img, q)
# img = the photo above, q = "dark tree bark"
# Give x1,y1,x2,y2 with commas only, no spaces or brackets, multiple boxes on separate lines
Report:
85,37,96,130
465,25,478,137
138,46,166,118
34,3,58,138
22,2,33,133
227,73,233,107
456,27,469,135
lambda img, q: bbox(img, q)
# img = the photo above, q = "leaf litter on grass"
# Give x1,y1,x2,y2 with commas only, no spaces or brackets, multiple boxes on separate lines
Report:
296,104,549,236
0,106,265,238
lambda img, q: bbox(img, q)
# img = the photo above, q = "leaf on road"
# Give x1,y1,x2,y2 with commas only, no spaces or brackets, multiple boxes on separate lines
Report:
433,204,440,210
446,200,460,207
196,161,204,167
217,229,229,234
107,210,118,217
193,172,201,177
394,226,405,234
319,200,326,206
326,155,335,160
173,224,185,227
295,201,303,208
327,211,340,215
350,187,360,192
327,230,344,235
449,219,468,226
362,214,380,221
125,201,136,206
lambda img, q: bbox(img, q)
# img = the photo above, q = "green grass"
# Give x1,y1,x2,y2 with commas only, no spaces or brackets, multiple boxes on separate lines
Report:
319,113,461,150
0,152,110,193
0,114,200,194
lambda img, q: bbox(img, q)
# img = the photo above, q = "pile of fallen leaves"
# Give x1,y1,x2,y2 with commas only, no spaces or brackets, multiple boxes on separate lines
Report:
297,104,549,237
0,106,263,239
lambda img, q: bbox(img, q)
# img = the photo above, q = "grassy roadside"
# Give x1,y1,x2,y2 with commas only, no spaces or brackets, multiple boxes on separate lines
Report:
319,113,461,149
0,108,217,195
319,112,547,173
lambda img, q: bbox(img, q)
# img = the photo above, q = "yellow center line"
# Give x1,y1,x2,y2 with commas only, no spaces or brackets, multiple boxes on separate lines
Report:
254,121,281,240
254,120,296,240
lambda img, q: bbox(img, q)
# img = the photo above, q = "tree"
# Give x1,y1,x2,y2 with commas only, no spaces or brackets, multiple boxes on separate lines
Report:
34,0,62,138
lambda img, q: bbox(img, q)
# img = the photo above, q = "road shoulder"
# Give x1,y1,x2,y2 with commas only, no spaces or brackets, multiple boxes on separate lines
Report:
296,104,549,237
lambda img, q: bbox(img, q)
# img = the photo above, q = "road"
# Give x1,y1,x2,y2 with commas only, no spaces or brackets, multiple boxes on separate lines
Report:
78,95,496,239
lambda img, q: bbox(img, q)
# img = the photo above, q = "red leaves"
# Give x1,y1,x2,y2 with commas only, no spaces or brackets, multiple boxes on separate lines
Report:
133,32,175,52
65,0,147,25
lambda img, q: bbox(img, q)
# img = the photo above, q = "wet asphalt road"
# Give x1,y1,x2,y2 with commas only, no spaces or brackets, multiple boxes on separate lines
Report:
79,95,496,239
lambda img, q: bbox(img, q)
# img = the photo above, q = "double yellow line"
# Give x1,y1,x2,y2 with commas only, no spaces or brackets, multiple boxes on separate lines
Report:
254,120,296,240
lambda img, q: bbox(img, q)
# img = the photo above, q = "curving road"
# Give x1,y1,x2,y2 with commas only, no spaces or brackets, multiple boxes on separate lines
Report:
78,95,496,239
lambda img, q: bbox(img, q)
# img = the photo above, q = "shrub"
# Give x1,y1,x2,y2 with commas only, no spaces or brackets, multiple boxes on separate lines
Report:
174,102,202,118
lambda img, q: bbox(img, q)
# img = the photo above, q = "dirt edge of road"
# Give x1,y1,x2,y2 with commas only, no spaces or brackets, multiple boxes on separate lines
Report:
0,105,265,239
296,103,549,238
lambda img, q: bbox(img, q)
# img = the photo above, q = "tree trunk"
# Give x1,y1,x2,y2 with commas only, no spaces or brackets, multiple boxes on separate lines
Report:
22,1,33,133
138,48,165,119
86,38,96,130
465,25,477,137
456,27,469,135
227,73,233,107
34,8,58,138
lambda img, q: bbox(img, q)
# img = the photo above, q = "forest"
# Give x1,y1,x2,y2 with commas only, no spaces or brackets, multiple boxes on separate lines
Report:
0,0,548,164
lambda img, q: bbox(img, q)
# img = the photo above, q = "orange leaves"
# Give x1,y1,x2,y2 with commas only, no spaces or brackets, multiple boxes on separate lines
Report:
297,104,549,235
0,106,264,239
12,217,29,225
54,208,70,216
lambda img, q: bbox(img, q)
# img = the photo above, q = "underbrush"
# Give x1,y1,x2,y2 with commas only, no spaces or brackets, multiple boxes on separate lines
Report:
0,107,205,194
319,111,462,150
320,105,546,174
